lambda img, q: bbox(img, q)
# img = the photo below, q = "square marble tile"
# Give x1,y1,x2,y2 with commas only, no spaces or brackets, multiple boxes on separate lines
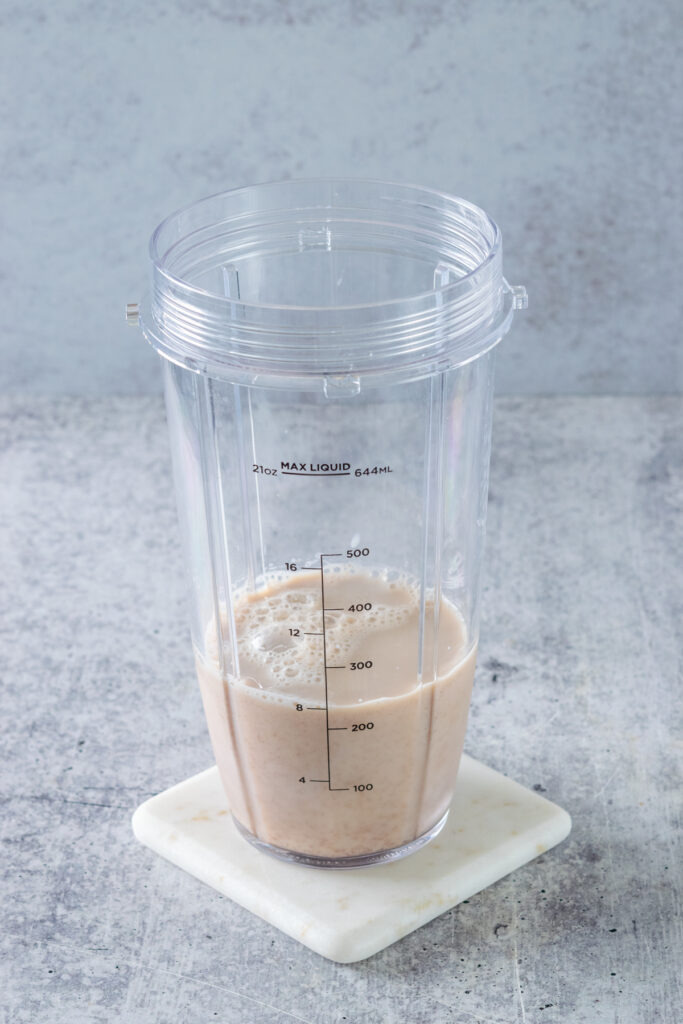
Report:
132,755,571,963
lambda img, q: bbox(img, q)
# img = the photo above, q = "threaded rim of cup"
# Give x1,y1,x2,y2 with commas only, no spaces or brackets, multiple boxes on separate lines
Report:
141,178,514,380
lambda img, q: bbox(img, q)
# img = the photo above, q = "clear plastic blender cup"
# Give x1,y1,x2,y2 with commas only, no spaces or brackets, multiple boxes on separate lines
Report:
136,179,526,868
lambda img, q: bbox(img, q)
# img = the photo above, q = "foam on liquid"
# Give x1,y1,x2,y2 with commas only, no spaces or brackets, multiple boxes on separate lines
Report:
210,569,469,703
196,569,478,858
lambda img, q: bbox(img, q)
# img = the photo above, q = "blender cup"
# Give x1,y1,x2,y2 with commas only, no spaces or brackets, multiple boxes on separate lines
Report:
136,179,526,868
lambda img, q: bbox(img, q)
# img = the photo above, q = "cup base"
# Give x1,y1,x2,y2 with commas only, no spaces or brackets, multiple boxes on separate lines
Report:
231,810,450,869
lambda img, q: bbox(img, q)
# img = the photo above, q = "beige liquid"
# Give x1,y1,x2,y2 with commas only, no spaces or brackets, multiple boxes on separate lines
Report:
196,570,477,860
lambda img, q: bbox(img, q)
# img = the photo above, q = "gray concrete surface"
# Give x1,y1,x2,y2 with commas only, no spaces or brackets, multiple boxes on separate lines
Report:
1,2,682,396
1,395,681,1022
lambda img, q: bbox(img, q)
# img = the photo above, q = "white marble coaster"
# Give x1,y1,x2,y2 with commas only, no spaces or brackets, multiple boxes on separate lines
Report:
132,755,571,963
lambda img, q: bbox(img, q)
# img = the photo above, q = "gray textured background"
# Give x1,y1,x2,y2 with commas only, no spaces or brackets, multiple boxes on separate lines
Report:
3,5,682,1020
2,395,681,1021
1,0,681,395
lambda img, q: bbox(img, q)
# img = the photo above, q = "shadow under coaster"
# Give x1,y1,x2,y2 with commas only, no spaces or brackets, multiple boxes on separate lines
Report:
132,755,571,963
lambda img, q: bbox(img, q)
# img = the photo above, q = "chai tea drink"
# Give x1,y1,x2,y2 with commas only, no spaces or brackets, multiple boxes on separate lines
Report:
196,570,477,859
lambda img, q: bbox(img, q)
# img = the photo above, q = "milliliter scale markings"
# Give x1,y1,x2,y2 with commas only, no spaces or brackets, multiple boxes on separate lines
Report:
299,553,352,791
319,553,351,791
294,549,376,792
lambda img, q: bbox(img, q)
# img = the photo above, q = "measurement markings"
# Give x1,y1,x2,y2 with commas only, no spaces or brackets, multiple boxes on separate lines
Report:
295,548,373,796
319,552,353,791
281,472,350,477
319,553,336,792
295,552,351,792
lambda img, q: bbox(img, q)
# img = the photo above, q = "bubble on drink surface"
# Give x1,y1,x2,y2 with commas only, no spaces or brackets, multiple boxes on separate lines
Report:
249,625,296,655
241,675,262,689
